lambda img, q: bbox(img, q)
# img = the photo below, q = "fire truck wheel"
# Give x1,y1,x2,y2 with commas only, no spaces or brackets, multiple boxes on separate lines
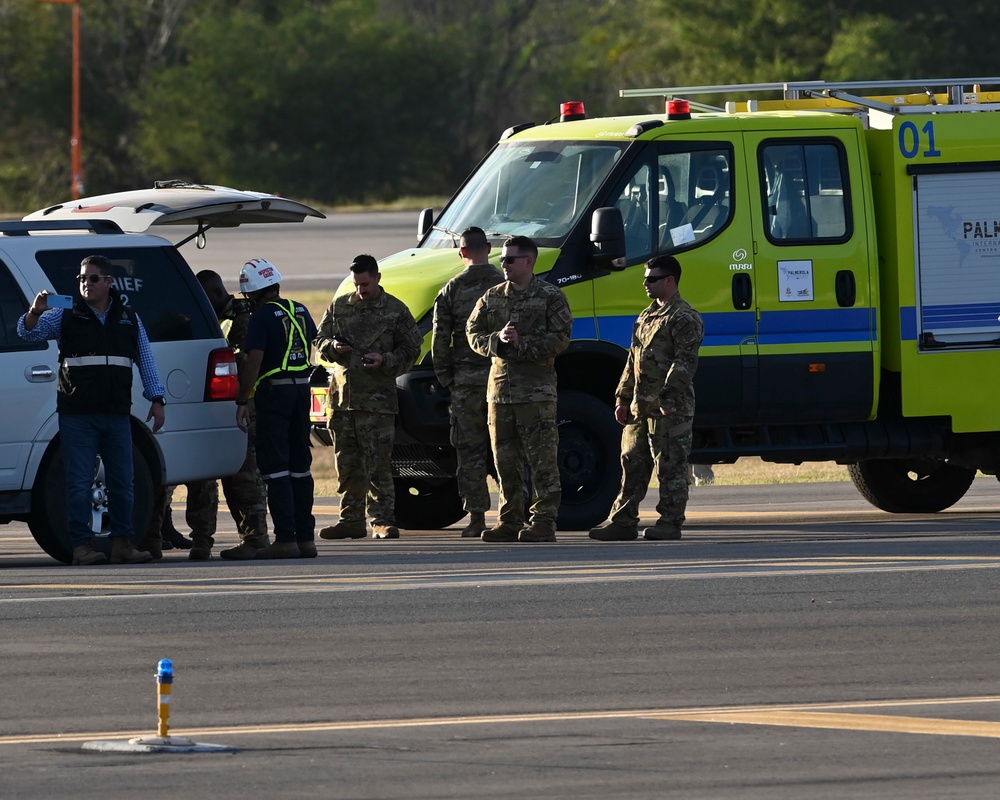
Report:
393,476,466,531
556,390,622,531
848,458,975,513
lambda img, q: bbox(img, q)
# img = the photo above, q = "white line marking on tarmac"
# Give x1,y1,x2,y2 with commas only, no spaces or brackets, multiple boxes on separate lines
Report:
2,554,1000,602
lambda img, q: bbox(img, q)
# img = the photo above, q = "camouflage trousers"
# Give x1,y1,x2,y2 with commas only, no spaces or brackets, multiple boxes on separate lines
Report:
448,384,492,515
146,481,218,545
609,414,693,530
156,418,269,549
489,401,561,529
186,416,269,549
330,409,395,525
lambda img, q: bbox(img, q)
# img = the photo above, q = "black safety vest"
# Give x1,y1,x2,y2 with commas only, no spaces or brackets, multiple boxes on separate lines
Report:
252,299,312,394
58,293,140,415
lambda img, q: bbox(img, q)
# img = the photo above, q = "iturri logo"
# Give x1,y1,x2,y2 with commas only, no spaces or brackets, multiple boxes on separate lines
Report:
730,247,752,271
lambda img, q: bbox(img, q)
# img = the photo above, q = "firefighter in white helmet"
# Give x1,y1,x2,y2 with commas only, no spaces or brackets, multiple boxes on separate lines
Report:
235,258,319,558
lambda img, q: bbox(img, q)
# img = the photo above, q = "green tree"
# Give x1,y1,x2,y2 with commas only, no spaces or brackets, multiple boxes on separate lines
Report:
5,0,1000,212
381,0,649,179
137,0,462,201
0,1,77,208
824,14,925,81
0,0,209,209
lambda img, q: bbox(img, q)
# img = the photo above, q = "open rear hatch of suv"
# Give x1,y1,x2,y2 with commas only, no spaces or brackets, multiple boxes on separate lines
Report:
24,179,326,235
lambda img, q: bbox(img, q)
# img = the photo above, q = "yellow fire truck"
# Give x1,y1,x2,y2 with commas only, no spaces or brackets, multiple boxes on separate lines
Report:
313,78,1000,530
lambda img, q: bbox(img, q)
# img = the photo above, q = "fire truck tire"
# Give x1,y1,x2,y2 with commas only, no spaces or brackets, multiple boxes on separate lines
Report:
847,458,975,513
556,390,622,531
393,476,466,531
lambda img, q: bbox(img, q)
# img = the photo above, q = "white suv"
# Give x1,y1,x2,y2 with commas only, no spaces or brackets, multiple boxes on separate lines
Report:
1,182,323,562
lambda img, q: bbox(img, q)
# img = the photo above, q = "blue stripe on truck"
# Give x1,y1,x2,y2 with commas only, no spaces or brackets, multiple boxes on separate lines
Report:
580,307,876,348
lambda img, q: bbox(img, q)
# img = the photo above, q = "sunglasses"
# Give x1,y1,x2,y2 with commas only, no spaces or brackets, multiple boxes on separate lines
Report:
500,254,529,264
643,274,670,284
78,273,109,284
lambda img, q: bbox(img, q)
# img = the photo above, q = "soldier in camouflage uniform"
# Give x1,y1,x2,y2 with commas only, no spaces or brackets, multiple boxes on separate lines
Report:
314,254,421,539
181,270,270,560
432,227,504,537
467,235,573,543
589,255,704,542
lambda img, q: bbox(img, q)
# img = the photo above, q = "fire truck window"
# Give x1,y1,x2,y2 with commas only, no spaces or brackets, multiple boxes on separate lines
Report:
614,163,653,263
762,141,849,243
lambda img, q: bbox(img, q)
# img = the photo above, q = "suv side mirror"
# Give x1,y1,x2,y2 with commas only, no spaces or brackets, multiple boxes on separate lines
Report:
417,208,434,243
590,207,626,270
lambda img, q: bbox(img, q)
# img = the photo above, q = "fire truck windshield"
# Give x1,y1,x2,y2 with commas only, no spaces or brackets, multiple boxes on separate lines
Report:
423,140,627,248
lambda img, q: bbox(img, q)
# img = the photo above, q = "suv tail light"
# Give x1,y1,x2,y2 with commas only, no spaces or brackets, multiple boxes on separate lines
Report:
206,348,239,401
309,365,330,426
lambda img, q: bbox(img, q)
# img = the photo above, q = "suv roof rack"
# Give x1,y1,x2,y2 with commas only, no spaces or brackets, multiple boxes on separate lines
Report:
0,219,125,236
620,77,1000,115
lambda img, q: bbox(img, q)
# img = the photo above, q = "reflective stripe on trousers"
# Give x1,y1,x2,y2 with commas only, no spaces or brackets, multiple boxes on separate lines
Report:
63,355,134,368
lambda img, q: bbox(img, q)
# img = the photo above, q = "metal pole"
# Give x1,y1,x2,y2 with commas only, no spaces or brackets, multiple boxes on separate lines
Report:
33,0,82,198
71,0,82,199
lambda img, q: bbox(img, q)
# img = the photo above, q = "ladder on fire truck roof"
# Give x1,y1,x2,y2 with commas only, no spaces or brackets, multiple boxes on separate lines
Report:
620,77,1000,116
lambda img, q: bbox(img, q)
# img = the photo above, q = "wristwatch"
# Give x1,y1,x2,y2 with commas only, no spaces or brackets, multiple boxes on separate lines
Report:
152,396,166,406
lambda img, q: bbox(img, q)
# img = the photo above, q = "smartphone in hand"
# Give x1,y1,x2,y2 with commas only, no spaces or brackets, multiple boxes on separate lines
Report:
46,295,74,309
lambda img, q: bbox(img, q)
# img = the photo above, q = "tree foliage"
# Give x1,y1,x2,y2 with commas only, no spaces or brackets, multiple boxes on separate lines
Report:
1,0,998,211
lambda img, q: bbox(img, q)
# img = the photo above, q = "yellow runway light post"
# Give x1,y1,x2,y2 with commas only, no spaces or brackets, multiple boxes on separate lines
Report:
156,658,173,738
81,659,239,754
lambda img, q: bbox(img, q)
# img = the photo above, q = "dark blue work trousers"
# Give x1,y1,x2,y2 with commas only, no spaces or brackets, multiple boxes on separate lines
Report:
253,383,315,543
59,412,134,547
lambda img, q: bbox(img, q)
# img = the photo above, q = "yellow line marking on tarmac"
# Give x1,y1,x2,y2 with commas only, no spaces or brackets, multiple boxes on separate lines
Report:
5,695,1000,746
662,710,1000,738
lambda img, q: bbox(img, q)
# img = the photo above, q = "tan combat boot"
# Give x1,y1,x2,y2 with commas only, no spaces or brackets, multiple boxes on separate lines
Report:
253,541,300,559
72,541,108,566
588,521,639,541
110,537,154,564
643,525,682,541
481,523,520,542
219,541,261,560
319,521,367,539
460,512,488,538
518,523,557,543
372,523,399,539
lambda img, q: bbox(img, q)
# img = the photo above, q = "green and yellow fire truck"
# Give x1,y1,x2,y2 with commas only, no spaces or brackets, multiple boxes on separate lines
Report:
313,78,1000,530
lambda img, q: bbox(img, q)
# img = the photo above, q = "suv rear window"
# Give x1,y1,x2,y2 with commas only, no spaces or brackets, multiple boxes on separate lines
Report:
36,246,219,342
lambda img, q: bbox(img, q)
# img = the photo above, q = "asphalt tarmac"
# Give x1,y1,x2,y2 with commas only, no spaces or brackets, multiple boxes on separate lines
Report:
4,480,1000,799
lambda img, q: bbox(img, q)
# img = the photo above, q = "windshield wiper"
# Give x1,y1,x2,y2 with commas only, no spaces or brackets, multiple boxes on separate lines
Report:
431,224,463,246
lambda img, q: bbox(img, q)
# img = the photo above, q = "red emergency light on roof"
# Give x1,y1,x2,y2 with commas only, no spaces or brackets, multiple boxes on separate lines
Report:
560,101,587,121
667,99,691,120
